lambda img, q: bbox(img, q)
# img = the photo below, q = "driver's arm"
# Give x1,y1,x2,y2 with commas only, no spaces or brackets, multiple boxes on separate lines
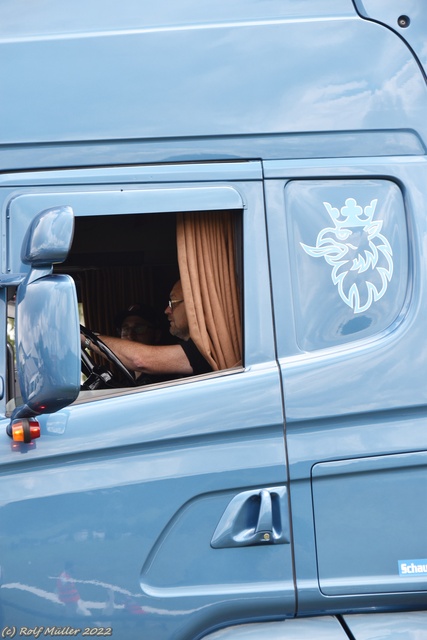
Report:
82,334,193,375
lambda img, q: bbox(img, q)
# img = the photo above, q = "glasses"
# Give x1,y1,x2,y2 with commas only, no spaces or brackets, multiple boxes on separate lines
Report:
168,298,184,311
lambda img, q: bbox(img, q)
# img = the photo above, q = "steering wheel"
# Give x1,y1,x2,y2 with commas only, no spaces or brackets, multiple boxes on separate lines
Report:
80,325,137,390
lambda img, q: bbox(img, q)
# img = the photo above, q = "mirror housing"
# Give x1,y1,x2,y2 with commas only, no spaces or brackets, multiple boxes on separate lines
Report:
21,204,75,267
8,206,80,428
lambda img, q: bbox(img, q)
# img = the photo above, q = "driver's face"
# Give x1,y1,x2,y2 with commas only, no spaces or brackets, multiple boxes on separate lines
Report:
120,315,157,345
165,281,189,341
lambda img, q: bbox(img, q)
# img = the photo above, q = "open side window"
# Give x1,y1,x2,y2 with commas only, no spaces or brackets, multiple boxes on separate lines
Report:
56,207,243,396
5,181,246,409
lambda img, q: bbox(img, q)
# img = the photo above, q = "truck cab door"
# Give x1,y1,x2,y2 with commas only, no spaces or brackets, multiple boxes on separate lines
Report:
0,161,295,638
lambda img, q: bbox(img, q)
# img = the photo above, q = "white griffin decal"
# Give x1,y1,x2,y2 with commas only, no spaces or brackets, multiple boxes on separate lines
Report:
300,198,393,313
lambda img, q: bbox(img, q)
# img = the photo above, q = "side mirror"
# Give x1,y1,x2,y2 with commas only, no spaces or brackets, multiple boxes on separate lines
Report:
8,206,80,428
21,204,75,267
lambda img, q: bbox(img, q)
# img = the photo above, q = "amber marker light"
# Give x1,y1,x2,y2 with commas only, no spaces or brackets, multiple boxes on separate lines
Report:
11,419,41,443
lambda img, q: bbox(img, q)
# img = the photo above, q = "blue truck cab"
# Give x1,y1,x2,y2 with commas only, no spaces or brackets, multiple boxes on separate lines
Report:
0,1,427,638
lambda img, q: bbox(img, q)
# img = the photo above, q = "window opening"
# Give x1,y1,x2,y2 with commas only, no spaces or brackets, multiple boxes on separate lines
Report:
54,209,243,395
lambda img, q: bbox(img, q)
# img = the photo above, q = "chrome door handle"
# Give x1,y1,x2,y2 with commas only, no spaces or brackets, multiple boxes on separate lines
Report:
211,486,290,548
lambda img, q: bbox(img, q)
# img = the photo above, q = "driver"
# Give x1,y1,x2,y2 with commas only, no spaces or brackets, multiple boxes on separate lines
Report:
82,280,212,381
114,302,166,385
115,302,163,346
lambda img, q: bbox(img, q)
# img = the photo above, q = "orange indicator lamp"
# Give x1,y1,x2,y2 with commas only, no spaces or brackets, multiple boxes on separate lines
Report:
11,419,41,443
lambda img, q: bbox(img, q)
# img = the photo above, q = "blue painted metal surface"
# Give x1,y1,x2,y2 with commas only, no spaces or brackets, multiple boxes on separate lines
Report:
353,0,427,76
312,453,427,595
0,1,425,638
0,1,426,170
20,206,75,268
201,612,427,639
344,611,427,639
202,616,348,639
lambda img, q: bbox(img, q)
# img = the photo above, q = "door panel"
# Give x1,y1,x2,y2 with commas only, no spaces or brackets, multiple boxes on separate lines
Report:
0,163,294,638
265,157,427,615
313,452,427,595
0,371,290,636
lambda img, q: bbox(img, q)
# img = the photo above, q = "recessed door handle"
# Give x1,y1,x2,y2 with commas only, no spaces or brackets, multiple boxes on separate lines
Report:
211,486,290,548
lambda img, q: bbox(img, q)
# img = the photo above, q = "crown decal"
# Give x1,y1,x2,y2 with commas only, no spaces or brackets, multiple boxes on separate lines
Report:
324,197,378,229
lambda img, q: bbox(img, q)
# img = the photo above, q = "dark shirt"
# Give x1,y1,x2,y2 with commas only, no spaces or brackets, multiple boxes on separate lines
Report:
134,339,211,386
180,339,212,375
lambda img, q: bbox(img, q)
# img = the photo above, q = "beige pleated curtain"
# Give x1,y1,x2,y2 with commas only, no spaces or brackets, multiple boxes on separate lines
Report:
177,211,242,371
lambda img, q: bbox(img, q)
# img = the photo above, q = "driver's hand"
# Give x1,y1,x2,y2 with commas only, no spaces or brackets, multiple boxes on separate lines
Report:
81,334,92,349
